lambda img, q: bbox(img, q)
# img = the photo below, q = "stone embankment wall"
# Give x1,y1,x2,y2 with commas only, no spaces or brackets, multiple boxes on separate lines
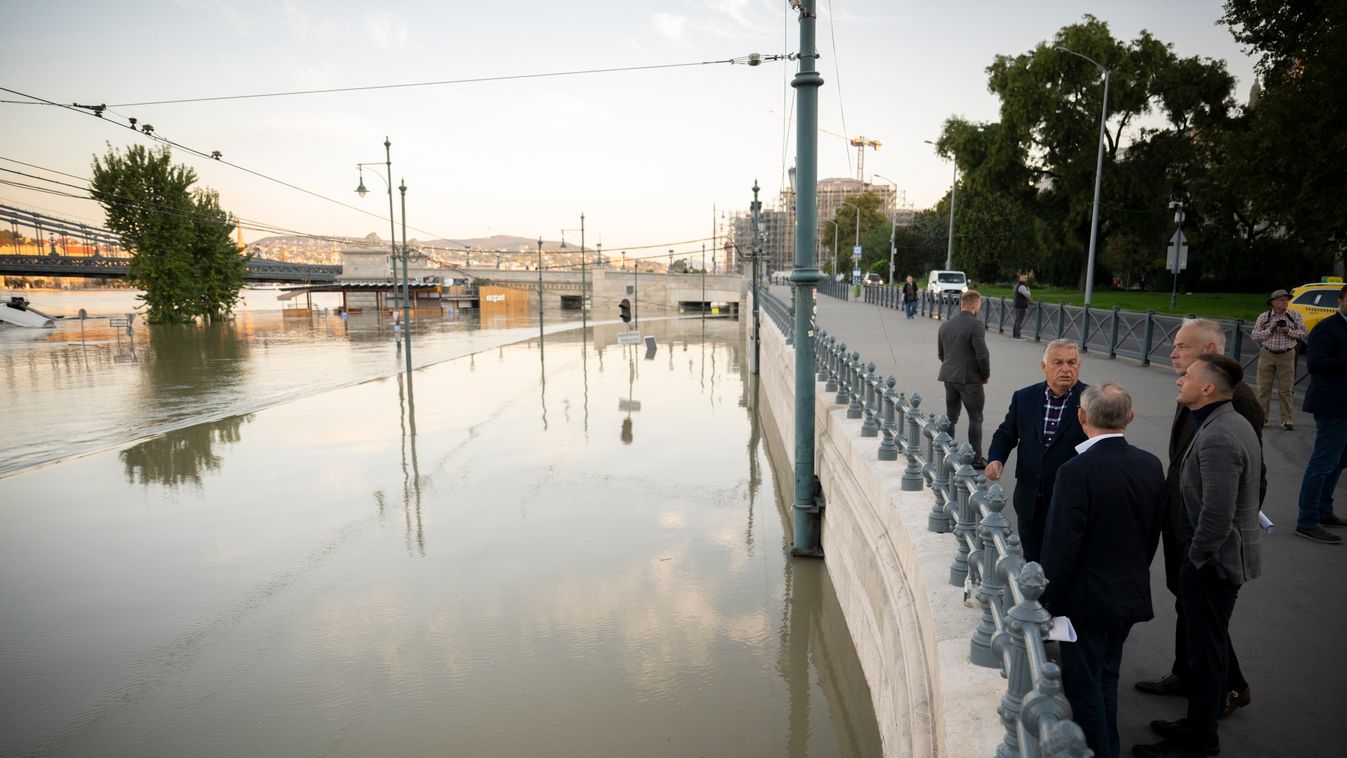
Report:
753,308,1003,758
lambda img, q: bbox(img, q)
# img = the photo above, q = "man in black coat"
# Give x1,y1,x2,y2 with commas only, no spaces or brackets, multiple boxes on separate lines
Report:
1296,283,1347,543
1042,382,1166,758
985,339,1088,562
937,290,991,465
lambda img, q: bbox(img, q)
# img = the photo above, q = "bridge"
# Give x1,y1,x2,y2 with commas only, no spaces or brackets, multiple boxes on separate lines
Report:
0,253,342,283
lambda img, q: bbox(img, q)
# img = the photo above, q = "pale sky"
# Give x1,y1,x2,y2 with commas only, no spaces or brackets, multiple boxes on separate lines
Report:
1,1,1256,260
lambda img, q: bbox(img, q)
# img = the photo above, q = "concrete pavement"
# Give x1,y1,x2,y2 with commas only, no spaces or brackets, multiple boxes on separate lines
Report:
778,285,1347,756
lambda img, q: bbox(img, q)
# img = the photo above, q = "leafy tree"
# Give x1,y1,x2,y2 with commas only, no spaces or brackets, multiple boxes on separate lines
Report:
91,144,248,323
1220,0,1346,272
820,191,887,275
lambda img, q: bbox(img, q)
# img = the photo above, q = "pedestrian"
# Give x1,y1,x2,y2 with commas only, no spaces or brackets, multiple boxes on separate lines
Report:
1041,382,1166,758
1295,283,1347,544
984,338,1087,563
902,274,918,319
936,290,990,467
1133,354,1262,758
1012,272,1032,340
1250,288,1307,430
1134,318,1262,718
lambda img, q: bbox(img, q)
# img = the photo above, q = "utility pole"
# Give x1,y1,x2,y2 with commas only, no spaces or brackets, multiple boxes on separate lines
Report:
789,0,823,557
751,180,763,375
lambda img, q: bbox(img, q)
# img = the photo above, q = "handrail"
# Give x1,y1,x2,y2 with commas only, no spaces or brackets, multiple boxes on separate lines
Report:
758,287,1091,757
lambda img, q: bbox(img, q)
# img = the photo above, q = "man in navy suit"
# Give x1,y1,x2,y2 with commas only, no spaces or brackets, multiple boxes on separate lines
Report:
1042,382,1166,758
1296,283,1347,544
985,339,1088,562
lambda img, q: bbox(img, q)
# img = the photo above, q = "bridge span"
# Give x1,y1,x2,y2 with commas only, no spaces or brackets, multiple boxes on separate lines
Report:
0,253,341,284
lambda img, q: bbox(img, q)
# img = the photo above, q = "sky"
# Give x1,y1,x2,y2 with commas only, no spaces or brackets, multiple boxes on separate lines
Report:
1,0,1258,261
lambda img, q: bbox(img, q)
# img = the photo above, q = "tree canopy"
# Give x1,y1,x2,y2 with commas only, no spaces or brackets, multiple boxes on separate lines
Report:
91,144,248,323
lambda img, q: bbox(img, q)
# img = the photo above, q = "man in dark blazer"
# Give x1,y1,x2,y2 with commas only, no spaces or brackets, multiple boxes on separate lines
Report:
1296,283,1347,544
985,339,1088,562
1041,383,1166,758
937,289,991,465
1135,319,1263,717
1134,355,1263,758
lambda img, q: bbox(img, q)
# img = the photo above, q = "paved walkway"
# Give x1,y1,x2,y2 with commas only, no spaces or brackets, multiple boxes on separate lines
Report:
776,285,1346,756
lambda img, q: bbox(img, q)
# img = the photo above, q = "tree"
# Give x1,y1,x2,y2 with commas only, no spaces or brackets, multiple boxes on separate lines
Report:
91,144,248,323
820,191,887,276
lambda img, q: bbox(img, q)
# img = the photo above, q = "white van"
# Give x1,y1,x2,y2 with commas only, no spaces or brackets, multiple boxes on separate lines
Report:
926,270,968,296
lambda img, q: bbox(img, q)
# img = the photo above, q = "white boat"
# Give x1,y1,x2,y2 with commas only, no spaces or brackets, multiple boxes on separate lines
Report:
0,297,56,328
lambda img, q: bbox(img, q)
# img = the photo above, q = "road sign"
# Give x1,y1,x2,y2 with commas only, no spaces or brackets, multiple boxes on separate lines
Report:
852,245,862,261
1166,229,1189,272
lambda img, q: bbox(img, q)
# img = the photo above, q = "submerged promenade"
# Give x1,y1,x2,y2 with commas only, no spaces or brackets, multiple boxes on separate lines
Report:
766,284,1345,756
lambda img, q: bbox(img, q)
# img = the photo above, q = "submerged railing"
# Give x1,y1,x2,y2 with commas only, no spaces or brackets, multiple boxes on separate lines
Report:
758,289,1090,758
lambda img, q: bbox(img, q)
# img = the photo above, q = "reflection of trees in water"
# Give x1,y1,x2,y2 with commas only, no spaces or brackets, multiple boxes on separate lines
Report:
140,322,247,421
120,414,253,488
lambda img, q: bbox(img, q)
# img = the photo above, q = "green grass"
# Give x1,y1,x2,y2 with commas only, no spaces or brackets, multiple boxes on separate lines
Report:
974,285,1268,321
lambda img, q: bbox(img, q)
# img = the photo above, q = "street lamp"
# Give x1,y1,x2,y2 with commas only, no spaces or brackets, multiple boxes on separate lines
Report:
559,213,586,323
537,236,544,339
354,137,400,322
924,139,956,270
828,218,839,276
873,173,899,284
397,179,411,377
1056,45,1110,307
840,200,861,284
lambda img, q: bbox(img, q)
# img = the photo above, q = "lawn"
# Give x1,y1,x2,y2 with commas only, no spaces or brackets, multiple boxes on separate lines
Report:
975,285,1269,321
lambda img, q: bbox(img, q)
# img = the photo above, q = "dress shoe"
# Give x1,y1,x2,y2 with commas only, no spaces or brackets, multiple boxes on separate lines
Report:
1133,738,1217,758
1149,720,1220,754
1296,526,1343,544
1321,515,1347,528
1135,673,1187,696
1219,686,1251,718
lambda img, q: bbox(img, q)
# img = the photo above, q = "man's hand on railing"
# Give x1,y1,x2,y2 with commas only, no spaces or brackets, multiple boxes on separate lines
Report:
984,461,1004,481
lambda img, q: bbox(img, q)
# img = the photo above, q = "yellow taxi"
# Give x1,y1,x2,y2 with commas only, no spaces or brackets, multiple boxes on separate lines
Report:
1289,278,1345,333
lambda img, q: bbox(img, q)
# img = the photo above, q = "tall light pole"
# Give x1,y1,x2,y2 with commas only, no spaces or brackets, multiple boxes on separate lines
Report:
924,139,956,270
559,213,586,327
873,173,899,284
1056,45,1110,307
840,200,861,285
398,179,411,376
354,137,398,318
828,219,839,276
536,236,544,340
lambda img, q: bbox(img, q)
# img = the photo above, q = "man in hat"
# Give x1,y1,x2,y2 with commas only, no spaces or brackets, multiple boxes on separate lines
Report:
1251,289,1307,430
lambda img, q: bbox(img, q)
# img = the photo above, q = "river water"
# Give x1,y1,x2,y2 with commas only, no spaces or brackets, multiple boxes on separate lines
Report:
0,290,880,757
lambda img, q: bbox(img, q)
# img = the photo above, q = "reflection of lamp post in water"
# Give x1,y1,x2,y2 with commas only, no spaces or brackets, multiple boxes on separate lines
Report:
619,350,641,444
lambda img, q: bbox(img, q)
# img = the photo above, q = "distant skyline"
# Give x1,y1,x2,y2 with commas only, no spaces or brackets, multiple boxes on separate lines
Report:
2,1,1257,263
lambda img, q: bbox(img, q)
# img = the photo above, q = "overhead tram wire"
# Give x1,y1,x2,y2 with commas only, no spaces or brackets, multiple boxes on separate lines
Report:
825,0,854,180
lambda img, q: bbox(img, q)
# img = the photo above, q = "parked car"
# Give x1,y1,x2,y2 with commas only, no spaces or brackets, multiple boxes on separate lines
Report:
925,270,968,297
1290,279,1345,333
864,272,884,287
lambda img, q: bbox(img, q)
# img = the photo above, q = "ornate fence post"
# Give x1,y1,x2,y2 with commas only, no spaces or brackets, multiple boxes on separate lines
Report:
995,562,1051,758
1022,668,1088,758
903,394,927,493
948,443,978,586
817,331,830,382
971,484,1010,667
861,362,879,436
1142,310,1156,366
824,336,840,392
847,352,864,419
878,377,899,460
1109,304,1121,359
835,343,851,404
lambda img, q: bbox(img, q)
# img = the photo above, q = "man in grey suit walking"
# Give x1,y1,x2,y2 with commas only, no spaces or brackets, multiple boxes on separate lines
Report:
1134,354,1262,758
937,289,990,466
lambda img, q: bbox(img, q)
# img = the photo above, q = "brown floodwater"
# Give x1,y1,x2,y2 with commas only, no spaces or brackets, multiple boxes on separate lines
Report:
0,300,880,757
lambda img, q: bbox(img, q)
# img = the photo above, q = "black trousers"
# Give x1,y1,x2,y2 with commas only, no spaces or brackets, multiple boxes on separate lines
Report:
1061,622,1132,758
1013,305,1028,338
1179,560,1241,743
943,381,985,458
1162,527,1247,691
1017,494,1047,564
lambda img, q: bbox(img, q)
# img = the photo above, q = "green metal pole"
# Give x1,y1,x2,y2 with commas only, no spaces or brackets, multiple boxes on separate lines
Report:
399,180,412,376
751,180,762,375
384,138,398,326
580,212,587,330
537,237,544,341
790,0,823,557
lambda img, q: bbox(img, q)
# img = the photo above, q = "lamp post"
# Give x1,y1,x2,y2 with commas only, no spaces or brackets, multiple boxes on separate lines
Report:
398,179,411,376
1056,45,1110,308
559,213,586,326
840,200,861,285
828,219,839,276
354,137,399,322
536,236,544,340
873,173,899,285
924,139,957,270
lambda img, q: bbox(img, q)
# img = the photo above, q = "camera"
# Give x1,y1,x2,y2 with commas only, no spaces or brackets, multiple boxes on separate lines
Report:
1276,319,1288,328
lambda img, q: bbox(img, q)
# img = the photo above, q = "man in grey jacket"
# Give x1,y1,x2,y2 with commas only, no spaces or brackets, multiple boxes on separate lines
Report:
937,289,990,465
1134,354,1262,758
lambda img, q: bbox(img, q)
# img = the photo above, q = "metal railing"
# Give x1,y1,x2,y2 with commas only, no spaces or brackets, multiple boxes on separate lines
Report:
757,288,1090,757
859,288,1309,389
817,278,851,301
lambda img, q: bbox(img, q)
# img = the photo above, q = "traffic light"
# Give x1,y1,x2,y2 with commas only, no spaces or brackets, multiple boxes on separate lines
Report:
619,298,631,323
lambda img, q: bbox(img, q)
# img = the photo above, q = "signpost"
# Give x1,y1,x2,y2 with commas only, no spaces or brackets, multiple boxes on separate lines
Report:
851,245,862,286
1167,202,1188,310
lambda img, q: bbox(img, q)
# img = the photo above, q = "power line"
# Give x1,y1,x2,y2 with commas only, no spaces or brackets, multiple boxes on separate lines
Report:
826,0,854,179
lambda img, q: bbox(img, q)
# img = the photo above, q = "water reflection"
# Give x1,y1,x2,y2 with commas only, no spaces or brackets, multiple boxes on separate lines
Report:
397,371,425,556
120,414,253,488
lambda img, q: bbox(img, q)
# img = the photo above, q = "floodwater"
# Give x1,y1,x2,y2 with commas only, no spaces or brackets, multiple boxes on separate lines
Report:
0,292,880,757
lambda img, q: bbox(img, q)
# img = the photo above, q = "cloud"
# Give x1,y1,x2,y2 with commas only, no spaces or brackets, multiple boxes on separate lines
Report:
365,14,410,50
653,12,689,45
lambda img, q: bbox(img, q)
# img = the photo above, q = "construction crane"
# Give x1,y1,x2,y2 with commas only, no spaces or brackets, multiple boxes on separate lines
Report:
849,136,881,182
